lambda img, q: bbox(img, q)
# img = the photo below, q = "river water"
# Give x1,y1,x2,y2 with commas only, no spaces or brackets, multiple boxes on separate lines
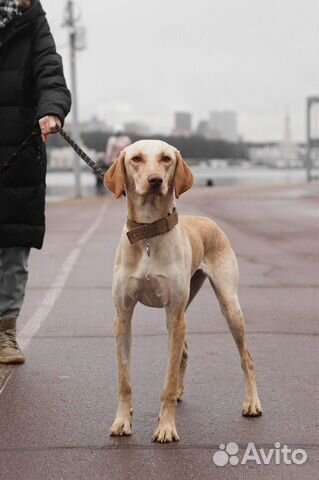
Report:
46,167,308,200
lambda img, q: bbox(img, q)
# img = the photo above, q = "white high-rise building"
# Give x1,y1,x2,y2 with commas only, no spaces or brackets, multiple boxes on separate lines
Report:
209,111,238,142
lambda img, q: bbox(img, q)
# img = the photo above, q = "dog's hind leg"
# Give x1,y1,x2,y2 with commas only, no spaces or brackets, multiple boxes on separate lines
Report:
176,269,206,402
110,307,134,436
187,268,207,308
204,245,262,417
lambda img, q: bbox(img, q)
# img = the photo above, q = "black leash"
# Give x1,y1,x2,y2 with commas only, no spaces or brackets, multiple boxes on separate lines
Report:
58,127,105,178
0,127,105,178
0,127,42,175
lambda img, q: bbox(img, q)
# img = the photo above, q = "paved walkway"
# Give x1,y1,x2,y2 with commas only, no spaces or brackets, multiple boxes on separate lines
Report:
0,183,318,479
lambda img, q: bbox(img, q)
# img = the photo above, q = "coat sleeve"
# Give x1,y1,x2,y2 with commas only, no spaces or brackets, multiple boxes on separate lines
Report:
31,16,72,125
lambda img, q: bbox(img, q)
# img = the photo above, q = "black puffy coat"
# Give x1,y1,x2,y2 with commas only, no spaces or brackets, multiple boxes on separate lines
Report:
0,0,71,249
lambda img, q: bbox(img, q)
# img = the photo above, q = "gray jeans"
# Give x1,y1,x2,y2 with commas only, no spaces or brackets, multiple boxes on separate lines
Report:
0,247,30,321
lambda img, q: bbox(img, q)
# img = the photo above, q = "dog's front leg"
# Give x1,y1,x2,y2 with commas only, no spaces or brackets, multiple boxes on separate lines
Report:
110,307,134,437
152,309,186,443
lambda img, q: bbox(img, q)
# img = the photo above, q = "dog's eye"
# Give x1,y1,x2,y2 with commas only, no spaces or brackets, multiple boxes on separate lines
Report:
131,156,142,163
161,156,171,163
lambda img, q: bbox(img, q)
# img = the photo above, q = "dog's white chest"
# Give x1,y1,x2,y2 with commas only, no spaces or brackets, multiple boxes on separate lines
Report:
130,267,171,308
114,227,191,310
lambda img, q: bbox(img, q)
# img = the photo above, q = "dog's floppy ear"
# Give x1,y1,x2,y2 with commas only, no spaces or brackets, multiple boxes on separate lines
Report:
104,150,126,198
173,150,194,198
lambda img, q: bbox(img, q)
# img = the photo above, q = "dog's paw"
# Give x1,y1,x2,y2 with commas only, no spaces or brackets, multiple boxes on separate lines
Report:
110,417,132,436
152,422,180,443
242,396,262,417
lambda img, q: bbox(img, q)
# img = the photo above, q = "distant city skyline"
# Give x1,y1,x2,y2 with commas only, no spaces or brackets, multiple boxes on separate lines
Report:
77,111,303,147
42,0,317,142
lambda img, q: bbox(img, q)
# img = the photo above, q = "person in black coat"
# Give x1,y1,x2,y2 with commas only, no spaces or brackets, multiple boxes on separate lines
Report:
0,0,71,364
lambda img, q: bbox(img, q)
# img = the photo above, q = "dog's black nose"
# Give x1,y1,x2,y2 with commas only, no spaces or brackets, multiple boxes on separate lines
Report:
148,175,163,188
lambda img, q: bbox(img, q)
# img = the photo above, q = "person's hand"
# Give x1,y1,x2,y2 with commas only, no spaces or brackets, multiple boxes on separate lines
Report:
38,115,61,143
19,0,31,10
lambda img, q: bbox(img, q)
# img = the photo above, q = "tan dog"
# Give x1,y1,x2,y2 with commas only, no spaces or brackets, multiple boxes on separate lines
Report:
104,140,262,443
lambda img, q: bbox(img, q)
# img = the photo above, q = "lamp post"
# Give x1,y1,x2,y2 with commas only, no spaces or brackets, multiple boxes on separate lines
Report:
64,0,86,197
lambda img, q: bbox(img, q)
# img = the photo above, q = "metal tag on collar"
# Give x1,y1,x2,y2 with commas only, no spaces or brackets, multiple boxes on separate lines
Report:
146,241,151,257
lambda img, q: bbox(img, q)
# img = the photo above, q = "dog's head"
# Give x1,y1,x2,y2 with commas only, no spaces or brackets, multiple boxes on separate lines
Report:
104,140,193,199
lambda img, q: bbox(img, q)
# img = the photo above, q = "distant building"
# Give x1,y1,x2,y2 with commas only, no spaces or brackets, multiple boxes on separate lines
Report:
123,121,150,136
196,119,221,139
196,120,209,137
80,115,108,133
209,111,238,142
172,112,192,136
248,142,304,168
206,129,223,140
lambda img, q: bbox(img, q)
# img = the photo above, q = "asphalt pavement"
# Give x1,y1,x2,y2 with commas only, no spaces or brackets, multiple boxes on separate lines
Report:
0,183,318,479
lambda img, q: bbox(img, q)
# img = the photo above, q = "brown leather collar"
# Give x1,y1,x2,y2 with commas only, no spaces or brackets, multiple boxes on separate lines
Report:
126,208,178,244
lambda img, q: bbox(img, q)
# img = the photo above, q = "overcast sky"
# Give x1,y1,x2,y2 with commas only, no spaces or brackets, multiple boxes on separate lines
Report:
41,0,317,141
